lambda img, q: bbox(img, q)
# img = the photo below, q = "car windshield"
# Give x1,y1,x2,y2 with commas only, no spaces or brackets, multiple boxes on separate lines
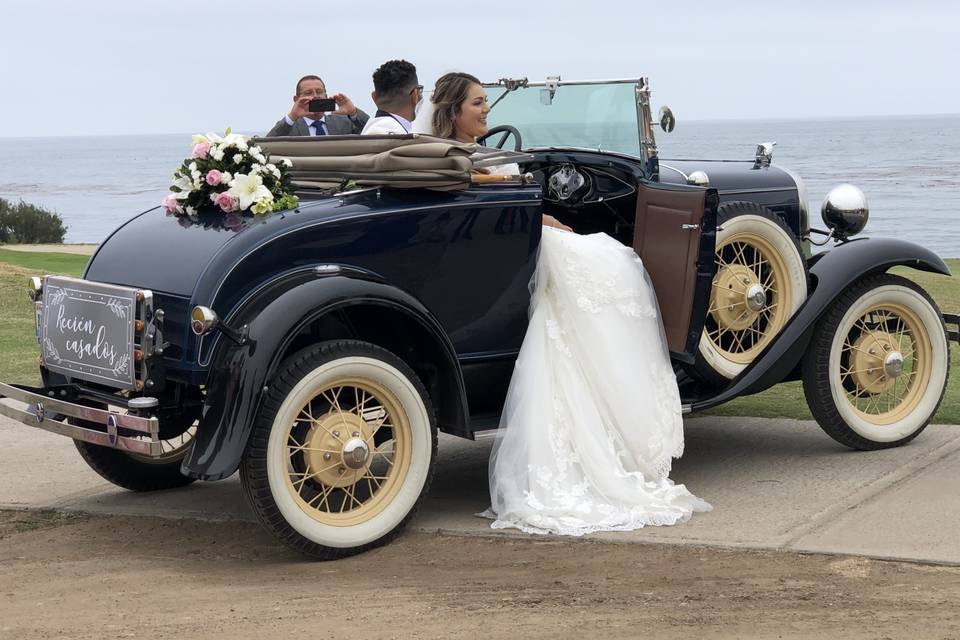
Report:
484,80,642,157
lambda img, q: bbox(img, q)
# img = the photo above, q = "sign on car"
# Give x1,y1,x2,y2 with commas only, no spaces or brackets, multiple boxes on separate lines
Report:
39,276,138,390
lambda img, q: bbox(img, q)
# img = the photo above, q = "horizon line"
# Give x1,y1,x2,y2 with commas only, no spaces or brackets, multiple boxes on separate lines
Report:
1,112,958,140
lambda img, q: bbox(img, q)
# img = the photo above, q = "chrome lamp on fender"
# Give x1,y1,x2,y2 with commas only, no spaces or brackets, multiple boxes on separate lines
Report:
190,305,250,345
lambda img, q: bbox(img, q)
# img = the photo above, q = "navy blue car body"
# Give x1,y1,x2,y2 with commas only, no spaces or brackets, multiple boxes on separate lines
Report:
41,137,941,482
1,76,955,560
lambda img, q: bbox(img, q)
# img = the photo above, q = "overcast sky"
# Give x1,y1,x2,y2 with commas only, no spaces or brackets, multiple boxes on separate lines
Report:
1,0,958,137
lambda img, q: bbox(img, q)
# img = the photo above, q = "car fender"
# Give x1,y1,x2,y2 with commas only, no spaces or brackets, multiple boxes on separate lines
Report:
181,266,468,480
692,237,951,411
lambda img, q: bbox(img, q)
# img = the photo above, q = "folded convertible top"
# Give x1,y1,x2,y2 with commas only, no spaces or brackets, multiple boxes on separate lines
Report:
256,134,480,191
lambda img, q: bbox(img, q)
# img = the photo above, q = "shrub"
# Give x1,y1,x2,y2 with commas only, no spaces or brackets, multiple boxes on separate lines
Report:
0,198,67,244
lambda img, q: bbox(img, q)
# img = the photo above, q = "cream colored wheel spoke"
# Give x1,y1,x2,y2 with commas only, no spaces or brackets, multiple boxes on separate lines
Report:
280,376,412,527
838,301,931,423
705,228,798,365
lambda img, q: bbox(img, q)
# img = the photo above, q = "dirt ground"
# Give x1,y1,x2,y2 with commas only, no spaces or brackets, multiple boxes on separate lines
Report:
1,510,958,640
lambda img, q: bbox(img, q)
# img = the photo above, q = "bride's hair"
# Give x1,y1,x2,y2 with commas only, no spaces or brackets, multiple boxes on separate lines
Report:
431,71,481,140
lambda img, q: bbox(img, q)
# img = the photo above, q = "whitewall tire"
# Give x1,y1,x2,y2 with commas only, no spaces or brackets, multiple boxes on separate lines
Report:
240,340,437,559
803,274,949,449
696,202,808,383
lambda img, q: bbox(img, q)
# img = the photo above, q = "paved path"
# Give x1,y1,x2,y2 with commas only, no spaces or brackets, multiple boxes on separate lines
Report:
2,412,958,564
0,243,97,255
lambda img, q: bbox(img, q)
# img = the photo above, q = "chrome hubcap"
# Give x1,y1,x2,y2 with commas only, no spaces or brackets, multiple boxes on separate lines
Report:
883,351,905,379
745,283,767,312
342,437,370,470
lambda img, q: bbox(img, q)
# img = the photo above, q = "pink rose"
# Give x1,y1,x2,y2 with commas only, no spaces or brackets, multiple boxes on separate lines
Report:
192,142,211,159
215,191,237,213
161,194,181,214
206,169,223,186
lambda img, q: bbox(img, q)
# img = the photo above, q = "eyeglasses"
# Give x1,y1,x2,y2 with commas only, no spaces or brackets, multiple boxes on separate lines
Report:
299,88,327,98
410,85,424,97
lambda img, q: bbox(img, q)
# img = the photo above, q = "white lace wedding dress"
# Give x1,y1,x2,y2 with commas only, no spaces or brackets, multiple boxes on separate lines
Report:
483,227,711,536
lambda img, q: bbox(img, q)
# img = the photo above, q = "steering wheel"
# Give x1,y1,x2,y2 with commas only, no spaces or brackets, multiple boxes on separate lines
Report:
477,125,523,152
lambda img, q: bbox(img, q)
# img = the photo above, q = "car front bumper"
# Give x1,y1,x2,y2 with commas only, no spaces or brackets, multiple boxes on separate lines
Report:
0,381,162,457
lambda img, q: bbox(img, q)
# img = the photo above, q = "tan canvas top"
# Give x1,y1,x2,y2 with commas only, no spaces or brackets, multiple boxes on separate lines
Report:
256,134,481,191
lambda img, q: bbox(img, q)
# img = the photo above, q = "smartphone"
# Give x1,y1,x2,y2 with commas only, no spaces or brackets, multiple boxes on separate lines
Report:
308,98,337,113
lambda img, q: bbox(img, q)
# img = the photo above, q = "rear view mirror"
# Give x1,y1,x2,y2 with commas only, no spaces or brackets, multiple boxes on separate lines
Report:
658,106,676,133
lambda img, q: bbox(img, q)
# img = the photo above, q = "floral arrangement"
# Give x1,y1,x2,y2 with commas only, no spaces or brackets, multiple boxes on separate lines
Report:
161,129,298,217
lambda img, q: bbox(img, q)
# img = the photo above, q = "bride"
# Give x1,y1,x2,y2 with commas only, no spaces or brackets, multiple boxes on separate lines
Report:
430,72,711,536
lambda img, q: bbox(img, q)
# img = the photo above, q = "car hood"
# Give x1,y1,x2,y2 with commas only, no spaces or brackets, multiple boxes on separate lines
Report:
658,159,797,192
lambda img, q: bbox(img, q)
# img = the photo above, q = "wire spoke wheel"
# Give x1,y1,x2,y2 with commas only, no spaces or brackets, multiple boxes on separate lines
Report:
705,236,792,363
803,273,950,450
838,303,931,425
241,340,436,560
282,378,411,526
128,424,198,465
695,204,807,383
73,414,197,492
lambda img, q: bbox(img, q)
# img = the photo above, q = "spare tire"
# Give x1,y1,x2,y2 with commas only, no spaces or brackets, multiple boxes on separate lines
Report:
693,201,808,384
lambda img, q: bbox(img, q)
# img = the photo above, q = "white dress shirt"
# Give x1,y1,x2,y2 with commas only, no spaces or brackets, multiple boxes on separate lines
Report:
284,114,326,135
361,113,412,135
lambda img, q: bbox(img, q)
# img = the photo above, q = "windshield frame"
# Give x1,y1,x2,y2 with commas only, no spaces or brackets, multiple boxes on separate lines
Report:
482,77,659,168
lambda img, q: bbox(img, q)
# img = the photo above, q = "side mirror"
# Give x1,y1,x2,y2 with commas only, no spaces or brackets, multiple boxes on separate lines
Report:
658,106,676,133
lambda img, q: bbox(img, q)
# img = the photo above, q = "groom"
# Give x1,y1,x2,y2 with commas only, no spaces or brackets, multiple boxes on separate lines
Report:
361,60,421,135
266,75,369,137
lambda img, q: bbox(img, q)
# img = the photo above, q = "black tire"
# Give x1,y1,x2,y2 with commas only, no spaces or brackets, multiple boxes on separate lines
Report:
802,273,950,450
692,201,809,385
74,439,196,492
240,340,437,560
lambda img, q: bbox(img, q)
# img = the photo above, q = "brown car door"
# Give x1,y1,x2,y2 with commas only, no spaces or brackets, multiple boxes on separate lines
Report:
633,181,718,358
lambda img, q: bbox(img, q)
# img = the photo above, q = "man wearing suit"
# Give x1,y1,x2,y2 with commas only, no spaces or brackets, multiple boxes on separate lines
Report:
266,75,369,137
361,60,422,135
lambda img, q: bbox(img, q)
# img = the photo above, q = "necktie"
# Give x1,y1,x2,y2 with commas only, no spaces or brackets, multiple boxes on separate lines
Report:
311,120,326,136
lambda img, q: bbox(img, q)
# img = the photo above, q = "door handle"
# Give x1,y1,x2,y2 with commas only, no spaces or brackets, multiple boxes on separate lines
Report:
682,224,699,230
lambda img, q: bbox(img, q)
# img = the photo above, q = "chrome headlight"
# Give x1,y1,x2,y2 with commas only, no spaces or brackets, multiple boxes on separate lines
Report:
821,184,869,239
686,170,710,187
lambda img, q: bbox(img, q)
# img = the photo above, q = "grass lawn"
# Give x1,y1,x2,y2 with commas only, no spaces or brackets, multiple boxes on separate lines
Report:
705,259,960,424
0,250,87,385
0,251,957,423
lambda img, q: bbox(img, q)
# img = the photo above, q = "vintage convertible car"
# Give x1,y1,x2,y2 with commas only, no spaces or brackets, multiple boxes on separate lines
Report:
1,77,957,559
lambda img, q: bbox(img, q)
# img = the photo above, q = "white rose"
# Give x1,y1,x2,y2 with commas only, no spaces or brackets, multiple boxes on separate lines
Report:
252,153,266,164
233,154,243,164
268,164,281,178
210,146,225,161
281,158,293,168
185,205,197,216
220,171,232,183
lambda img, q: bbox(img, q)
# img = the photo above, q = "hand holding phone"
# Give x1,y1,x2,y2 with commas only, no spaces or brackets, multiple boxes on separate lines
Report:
308,98,337,113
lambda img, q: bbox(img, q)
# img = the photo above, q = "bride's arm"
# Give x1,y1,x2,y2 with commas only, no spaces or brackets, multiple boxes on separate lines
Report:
543,214,572,232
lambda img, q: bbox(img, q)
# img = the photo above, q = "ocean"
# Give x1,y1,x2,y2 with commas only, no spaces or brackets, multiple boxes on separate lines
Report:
0,115,957,256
